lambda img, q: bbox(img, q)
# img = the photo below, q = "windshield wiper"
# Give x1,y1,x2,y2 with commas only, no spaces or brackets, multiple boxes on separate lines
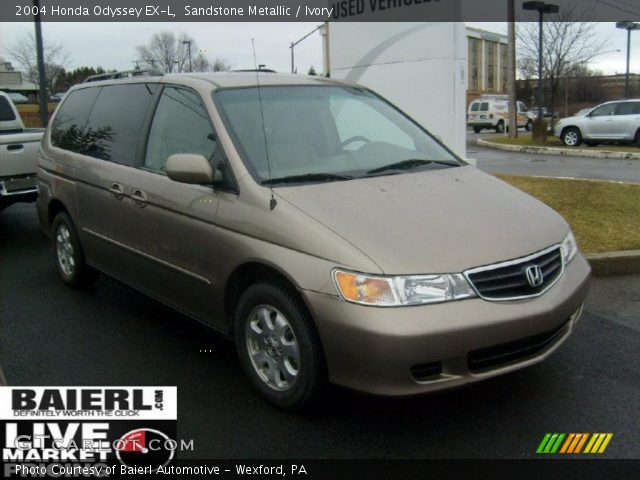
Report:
366,159,458,175
262,173,354,186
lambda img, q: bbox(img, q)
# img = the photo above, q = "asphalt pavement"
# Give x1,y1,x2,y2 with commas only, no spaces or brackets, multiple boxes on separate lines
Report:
469,130,640,183
1,203,639,459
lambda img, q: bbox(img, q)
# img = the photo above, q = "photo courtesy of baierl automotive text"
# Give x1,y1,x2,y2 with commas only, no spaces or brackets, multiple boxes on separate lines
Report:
0,0,639,478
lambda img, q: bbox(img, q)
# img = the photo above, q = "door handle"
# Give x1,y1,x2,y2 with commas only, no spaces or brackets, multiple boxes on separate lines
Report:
131,188,147,207
108,183,125,200
7,144,24,151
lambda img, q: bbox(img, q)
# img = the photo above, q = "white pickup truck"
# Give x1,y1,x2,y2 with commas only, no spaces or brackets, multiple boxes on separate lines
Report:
0,91,44,210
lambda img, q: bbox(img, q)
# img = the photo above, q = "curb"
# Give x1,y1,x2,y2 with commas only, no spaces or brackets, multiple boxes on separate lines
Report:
585,250,640,277
477,138,640,160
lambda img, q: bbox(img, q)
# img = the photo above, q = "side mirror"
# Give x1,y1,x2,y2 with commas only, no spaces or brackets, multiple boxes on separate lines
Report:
166,154,214,184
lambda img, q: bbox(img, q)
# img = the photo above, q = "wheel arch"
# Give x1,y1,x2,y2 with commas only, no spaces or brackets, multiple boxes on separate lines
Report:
224,262,311,335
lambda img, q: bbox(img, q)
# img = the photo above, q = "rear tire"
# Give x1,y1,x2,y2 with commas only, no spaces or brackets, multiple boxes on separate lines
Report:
473,127,482,133
234,280,327,411
495,121,505,133
635,129,640,147
561,127,582,147
51,212,98,288
525,119,533,132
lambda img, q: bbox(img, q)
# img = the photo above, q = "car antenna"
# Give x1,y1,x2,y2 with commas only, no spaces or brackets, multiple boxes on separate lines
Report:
252,38,277,210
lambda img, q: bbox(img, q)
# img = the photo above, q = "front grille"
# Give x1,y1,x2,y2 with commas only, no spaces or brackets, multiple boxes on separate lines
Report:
466,246,563,300
468,320,569,372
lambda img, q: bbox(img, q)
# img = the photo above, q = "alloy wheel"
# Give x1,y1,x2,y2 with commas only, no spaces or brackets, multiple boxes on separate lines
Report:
55,224,75,277
245,305,300,391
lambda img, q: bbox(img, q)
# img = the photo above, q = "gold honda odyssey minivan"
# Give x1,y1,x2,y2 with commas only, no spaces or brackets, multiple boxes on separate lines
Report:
37,71,590,409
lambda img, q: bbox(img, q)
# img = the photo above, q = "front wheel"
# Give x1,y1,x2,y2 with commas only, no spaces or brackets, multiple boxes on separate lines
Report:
52,212,98,288
234,281,327,410
561,127,582,147
525,119,533,132
473,127,482,133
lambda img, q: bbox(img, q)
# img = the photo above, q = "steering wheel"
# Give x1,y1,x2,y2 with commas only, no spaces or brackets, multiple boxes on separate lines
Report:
340,135,371,150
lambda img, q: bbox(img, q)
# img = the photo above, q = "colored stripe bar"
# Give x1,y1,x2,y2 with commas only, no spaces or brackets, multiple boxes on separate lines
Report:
560,433,575,454
537,433,552,454
574,433,589,453
598,434,613,453
543,434,560,453
550,433,565,453
584,434,599,454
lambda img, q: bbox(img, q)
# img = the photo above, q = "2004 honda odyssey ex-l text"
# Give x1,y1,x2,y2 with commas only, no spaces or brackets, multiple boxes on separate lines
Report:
37,71,590,409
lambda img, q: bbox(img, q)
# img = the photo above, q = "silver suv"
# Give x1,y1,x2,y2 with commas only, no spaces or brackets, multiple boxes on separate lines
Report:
555,99,640,147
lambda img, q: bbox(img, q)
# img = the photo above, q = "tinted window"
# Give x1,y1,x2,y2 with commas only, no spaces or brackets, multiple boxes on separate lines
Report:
590,103,616,117
615,102,640,116
51,88,101,152
0,96,16,121
470,102,480,112
83,84,156,165
480,102,489,111
144,87,216,172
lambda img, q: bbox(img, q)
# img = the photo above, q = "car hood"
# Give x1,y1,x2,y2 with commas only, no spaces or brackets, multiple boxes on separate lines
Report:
274,166,569,274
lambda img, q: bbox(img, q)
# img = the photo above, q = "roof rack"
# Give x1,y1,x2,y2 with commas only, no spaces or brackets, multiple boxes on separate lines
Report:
231,69,277,73
84,69,164,83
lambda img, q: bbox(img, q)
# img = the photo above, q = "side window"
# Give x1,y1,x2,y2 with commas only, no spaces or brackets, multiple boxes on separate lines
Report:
633,102,640,115
470,102,480,112
480,102,489,112
144,87,217,172
517,102,527,113
590,103,616,117
50,87,100,153
83,84,157,166
0,96,16,121
330,95,415,151
615,102,637,116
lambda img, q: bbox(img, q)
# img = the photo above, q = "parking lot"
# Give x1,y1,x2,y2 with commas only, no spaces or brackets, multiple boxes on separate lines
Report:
1,202,639,459
469,130,640,183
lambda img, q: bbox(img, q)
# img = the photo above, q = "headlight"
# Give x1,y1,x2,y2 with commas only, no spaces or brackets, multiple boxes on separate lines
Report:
332,270,476,307
561,231,578,265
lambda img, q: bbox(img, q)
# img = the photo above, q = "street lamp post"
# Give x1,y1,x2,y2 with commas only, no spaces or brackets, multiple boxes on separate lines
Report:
33,0,48,126
616,22,640,99
182,40,192,73
523,1,559,122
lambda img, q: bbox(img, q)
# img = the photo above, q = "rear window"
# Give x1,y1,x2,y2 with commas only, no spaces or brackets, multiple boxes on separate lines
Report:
470,102,480,112
83,84,157,166
615,102,640,116
0,95,17,122
51,88,101,153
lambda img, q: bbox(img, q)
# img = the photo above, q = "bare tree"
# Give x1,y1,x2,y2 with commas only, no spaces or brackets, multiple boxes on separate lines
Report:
137,31,230,73
517,6,607,128
137,31,190,73
192,54,231,73
7,31,71,94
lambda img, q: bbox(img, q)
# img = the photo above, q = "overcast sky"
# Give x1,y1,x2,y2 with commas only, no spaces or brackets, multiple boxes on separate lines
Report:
0,22,638,76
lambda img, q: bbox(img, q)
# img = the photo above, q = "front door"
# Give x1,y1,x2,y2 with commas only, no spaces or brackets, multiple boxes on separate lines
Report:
125,86,223,324
583,103,617,139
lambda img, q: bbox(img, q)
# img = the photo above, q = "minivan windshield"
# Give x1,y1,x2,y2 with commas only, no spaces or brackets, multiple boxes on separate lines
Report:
215,86,460,185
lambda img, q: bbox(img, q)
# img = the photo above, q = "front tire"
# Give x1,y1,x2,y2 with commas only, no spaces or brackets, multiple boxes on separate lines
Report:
234,281,327,411
635,129,640,147
52,212,98,288
525,119,533,132
561,127,582,147
473,127,482,133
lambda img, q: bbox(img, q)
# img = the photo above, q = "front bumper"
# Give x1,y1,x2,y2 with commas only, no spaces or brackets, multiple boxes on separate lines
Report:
0,176,38,208
304,254,591,396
